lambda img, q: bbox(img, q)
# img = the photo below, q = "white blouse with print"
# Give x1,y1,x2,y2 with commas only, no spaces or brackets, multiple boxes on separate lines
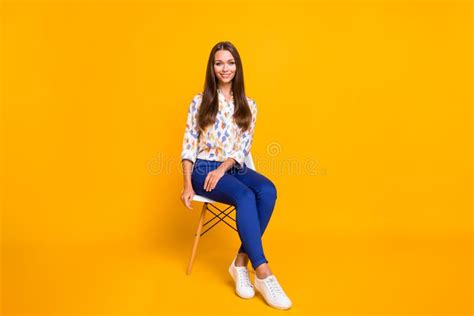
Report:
180,88,257,169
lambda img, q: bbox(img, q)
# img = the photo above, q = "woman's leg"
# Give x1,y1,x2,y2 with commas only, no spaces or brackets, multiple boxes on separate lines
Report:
228,164,277,264
191,159,269,270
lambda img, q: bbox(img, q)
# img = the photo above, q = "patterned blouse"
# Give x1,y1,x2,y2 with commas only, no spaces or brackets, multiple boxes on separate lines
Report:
180,88,257,169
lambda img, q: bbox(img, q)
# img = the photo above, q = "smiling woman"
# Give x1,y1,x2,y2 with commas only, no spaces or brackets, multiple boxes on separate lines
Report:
179,41,293,310
214,50,236,84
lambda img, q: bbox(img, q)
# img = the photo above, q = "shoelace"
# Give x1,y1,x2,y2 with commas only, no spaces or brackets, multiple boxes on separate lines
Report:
237,268,253,287
265,277,286,299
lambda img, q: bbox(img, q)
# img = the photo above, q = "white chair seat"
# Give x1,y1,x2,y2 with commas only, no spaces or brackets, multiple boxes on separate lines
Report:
192,195,216,203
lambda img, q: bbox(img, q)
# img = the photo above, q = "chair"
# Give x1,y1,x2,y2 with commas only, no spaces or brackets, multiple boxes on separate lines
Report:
186,153,256,275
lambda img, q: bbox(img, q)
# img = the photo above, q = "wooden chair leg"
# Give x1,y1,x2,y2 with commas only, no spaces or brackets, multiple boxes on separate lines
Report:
186,202,208,275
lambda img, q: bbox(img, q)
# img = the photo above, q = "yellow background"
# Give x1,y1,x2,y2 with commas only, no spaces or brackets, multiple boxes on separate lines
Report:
1,0,472,315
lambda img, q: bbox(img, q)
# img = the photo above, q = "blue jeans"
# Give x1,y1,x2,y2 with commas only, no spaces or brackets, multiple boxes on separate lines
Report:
191,158,277,269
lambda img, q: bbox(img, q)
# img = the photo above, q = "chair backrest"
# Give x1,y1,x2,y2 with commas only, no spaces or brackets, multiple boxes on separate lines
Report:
245,153,255,170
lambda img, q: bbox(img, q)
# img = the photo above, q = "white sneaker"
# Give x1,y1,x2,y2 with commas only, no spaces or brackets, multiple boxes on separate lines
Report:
228,256,255,299
254,274,292,310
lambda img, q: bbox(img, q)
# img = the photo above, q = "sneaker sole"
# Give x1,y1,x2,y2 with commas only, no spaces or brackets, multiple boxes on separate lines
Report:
228,263,255,299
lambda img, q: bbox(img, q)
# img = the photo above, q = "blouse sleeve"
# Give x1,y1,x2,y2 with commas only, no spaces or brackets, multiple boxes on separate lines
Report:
228,100,257,169
180,94,202,164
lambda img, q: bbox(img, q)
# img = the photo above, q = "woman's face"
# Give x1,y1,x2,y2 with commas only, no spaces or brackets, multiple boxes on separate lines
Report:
214,49,236,84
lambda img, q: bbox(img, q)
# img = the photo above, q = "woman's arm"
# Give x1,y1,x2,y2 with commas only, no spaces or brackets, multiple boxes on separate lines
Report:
219,158,237,172
182,159,194,188
180,94,202,209
180,159,194,209
181,94,201,163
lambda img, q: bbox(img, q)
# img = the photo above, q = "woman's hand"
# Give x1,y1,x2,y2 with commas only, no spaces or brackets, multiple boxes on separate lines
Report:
181,183,195,210
204,167,226,192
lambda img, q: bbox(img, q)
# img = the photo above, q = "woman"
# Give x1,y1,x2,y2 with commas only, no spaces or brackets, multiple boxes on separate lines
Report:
180,41,292,310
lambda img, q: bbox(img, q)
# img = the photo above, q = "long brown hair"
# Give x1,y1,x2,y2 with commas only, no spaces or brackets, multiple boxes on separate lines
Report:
197,41,252,132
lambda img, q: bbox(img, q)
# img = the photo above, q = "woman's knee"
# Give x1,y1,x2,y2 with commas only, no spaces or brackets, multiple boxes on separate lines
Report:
260,180,277,200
